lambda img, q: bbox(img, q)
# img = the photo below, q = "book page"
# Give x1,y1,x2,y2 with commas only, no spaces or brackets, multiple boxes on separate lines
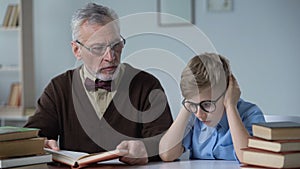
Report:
98,159,124,165
56,150,89,160
77,149,128,165
45,148,89,160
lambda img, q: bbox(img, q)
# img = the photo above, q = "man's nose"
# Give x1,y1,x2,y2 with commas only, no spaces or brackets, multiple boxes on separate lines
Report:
103,47,115,62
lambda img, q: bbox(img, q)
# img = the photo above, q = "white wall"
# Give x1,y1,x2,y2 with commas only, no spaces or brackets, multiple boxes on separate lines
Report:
1,0,299,118
197,0,300,116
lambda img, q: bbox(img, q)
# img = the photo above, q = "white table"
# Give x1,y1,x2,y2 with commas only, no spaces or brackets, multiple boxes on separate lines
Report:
95,159,241,169
136,160,239,169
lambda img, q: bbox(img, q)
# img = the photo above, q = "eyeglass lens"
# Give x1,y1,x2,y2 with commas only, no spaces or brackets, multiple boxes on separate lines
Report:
183,101,216,113
91,39,124,56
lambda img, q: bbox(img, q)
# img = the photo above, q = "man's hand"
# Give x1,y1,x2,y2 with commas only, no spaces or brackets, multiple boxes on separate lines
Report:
44,139,60,151
116,140,148,165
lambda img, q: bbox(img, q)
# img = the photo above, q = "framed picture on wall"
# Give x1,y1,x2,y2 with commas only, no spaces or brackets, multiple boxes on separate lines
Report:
157,0,195,26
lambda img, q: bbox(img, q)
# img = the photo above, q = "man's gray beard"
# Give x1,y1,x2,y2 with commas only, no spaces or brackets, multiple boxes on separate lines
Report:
95,73,113,81
96,64,121,81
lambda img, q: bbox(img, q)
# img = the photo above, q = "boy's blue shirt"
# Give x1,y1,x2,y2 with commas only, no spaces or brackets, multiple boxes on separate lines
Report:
182,98,265,161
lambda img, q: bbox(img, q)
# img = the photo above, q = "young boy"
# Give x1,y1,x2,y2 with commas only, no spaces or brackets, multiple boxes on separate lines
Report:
159,53,265,162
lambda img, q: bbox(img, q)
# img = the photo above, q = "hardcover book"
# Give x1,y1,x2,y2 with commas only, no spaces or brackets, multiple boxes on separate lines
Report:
242,147,300,168
240,164,296,169
248,137,300,152
252,121,300,140
0,126,39,141
7,82,21,107
0,137,45,159
0,154,52,169
2,5,13,27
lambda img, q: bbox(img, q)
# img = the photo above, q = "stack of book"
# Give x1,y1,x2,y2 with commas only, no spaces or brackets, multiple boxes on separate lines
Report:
241,121,300,169
0,126,52,168
2,4,20,28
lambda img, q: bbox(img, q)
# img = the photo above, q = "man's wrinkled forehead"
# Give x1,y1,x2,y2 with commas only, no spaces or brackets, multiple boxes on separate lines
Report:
87,21,120,43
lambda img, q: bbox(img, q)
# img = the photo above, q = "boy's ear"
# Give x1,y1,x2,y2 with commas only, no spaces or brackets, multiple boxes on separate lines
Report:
71,41,82,60
218,55,230,89
226,73,230,89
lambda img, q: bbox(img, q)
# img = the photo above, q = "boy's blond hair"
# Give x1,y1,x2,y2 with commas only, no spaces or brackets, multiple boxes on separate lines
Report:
180,53,231,99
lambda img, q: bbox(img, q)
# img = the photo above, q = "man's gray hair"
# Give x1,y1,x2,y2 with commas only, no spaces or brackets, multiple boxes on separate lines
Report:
71,3,119,40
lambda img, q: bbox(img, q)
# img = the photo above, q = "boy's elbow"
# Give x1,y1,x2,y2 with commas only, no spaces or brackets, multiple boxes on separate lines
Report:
159,142,184,162
159,151,177,162
159,145,183,162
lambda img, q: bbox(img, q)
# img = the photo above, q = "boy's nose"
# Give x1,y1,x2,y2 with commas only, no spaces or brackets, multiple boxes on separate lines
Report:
195,110,207,122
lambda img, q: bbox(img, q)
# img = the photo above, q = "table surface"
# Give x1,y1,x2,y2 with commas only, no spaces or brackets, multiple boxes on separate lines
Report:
15,159,241,169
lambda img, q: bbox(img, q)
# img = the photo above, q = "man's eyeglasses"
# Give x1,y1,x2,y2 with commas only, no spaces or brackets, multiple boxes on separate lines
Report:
182,90,226,114
75,36,126,56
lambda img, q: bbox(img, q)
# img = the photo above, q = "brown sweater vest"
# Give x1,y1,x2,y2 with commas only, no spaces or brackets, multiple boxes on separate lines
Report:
25,63,173,161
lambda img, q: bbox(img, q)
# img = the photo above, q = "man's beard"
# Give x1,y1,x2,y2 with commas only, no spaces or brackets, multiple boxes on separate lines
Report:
95,73,114,81
95,64,120,81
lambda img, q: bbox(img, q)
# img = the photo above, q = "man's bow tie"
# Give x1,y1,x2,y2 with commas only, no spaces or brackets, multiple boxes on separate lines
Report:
84,78,112,92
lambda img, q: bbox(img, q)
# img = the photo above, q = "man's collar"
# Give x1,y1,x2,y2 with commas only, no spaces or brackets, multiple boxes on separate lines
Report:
82,64,125,91
83,65,96,81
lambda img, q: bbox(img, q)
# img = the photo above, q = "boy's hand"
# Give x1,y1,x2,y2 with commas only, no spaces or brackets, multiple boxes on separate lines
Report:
224,74,241,110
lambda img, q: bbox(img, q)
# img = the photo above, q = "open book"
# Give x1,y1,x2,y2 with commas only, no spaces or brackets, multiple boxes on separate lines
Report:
45,148,127,168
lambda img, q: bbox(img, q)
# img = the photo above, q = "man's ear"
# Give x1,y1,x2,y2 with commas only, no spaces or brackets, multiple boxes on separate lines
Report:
71,41,82,60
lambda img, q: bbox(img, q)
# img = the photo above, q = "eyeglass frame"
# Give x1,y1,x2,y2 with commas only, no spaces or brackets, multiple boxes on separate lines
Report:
182,89,226,114
75,35,126,57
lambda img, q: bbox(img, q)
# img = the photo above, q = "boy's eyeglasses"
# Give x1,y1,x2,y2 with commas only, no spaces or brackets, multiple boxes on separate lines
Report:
75,36,126,56
182,90,226,113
